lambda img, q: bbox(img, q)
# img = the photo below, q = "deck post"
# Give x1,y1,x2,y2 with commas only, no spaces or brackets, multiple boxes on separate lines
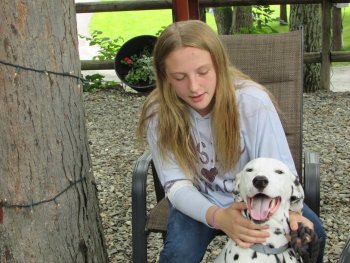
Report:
172,0,199,21
321,0,332,91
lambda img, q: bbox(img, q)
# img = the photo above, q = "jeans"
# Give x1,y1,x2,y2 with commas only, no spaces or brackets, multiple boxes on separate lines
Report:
158,203,326,263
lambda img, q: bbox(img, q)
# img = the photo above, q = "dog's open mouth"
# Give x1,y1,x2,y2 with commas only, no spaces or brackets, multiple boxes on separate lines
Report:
247,194,281,223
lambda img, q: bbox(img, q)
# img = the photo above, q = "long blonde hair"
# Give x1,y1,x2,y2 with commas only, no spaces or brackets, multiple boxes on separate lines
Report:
138,20,249,179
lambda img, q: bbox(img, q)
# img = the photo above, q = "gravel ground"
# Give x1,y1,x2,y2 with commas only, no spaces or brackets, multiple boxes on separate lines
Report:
83,88,350,263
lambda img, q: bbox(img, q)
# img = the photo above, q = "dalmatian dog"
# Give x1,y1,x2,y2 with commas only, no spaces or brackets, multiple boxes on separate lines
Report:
215,158,305,263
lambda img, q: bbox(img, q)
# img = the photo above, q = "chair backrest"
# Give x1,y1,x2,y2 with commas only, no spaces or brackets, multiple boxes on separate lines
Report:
220,30,303,177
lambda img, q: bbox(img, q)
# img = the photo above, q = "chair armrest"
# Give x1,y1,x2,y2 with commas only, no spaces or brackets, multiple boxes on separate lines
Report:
131,151,152,262
132,150,152,226
303,151,320,217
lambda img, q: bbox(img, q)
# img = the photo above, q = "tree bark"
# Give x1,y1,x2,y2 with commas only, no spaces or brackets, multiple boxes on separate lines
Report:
213,7,233,34
0,1,108,262
280,4,288,25
200,7,207,22
213,6,253,35
332,7,343,51
232,6,253,33
290,4,322,93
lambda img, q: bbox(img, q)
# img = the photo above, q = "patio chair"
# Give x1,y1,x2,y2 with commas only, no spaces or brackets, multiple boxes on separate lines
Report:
131,30,321,263
339,238,350,263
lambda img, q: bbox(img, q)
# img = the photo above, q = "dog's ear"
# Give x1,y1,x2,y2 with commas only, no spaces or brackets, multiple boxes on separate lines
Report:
233,169,243,201
290,177,304,213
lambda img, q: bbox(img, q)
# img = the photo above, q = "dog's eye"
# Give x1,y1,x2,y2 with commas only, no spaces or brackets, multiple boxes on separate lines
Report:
275,169,284,174
246,168,253,172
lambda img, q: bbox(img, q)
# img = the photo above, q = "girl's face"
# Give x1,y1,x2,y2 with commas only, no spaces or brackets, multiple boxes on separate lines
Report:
165,46,217,116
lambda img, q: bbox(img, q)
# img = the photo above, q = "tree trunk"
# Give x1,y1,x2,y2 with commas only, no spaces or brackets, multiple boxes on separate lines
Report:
0,1,108,262
280,4,288,25
232,6,253,33
213,7,233,34
213,6,253,35
332,7,343,51
200,7,206,23
290,4,322,93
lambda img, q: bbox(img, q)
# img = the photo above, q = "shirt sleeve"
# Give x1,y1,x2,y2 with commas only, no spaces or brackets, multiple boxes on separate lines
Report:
146,118,214,225
167,180,214,225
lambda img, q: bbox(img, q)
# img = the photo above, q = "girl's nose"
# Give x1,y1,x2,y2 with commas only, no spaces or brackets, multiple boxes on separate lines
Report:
188,74,199,92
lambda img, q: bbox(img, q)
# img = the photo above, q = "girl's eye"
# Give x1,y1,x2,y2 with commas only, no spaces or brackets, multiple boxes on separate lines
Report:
175,76,185,81
198,70,209,76
172,74,185,81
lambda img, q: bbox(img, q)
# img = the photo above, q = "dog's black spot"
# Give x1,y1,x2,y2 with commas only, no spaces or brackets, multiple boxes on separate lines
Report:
268,243,275,249
290,195,301,203
288,249,296,258
243,210,249,217
233,181,240,195
275,169,284,174
274,228,283,235
251,251,257,259
290,185,296,201
282,216,286,224
293,178,300,186
233,254,239,261
274,254,282,263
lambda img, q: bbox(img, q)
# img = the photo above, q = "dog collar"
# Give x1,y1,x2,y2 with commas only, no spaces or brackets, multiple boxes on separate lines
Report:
250,243,289,255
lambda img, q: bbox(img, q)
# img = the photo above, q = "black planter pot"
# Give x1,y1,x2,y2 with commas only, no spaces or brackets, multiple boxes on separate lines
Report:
114,35,157,92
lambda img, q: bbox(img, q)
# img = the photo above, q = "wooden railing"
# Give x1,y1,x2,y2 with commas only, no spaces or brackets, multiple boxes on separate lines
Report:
76,0,350,90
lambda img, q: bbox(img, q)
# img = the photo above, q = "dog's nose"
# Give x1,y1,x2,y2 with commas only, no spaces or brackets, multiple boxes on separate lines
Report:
253,176,269,191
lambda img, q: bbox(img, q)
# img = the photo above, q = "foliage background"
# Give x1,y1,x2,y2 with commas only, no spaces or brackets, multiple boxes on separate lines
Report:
89,2,350,51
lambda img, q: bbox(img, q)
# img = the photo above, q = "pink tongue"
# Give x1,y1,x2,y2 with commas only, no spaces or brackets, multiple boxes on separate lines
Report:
250,196,271,221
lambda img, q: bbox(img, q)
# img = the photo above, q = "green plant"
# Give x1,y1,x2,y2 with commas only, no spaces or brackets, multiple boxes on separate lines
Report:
79,31,122,91
120,47,155,86
81,73,117,92
79,30,124,60
254,5,278,30
238,5,279,34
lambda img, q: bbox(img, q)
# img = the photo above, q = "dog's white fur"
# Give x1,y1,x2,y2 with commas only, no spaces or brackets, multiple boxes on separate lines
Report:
215,158,304,263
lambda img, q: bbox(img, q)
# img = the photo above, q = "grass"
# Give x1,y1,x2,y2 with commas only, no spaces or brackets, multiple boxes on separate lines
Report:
89,3,350,53
88,4,216,41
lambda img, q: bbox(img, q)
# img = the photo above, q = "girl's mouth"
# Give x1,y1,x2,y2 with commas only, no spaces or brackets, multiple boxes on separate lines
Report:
190,93,204,102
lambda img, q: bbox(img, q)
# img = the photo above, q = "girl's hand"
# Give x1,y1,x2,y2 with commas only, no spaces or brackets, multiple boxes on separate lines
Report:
207,202,270,248
288,210,314,244
289,211,314,231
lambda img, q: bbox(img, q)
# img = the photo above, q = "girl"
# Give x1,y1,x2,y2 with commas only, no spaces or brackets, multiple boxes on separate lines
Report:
138,20,325,263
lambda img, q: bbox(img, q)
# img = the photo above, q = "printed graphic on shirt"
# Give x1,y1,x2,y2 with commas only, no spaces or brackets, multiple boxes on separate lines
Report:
196,141,219,181
194,176,235,194
197,142,209,164
194,141,239,195
201,167,218,182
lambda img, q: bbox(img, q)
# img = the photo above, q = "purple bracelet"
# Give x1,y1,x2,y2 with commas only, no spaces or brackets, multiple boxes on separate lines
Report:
211,207,221,229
